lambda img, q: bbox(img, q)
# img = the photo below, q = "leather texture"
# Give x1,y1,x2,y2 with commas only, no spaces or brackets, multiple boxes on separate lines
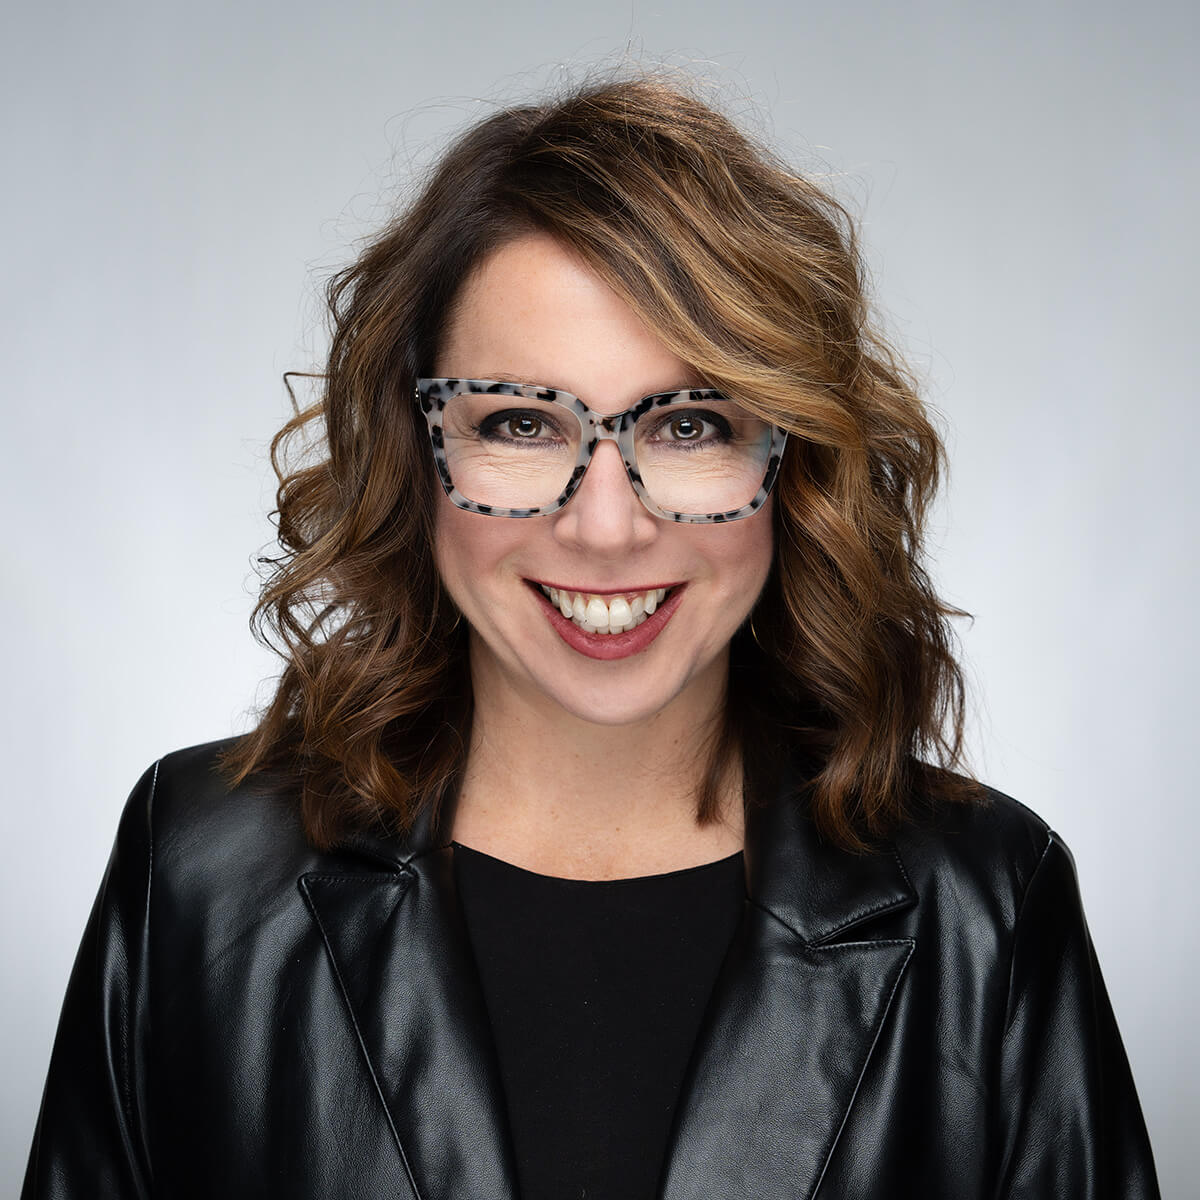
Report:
22,737,1161,1199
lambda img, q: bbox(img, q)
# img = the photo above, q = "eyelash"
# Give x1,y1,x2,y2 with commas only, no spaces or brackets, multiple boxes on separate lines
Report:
474,410,571,443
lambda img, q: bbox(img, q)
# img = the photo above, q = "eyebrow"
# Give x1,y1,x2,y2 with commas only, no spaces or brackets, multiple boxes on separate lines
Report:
487,372,567,389
475,372,709,395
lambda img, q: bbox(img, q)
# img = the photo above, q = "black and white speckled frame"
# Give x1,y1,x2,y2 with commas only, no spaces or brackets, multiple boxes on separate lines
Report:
415,377,787,523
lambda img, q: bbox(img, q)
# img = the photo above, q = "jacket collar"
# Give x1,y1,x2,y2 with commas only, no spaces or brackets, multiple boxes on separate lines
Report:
339,751,916,944
303,752,917,1199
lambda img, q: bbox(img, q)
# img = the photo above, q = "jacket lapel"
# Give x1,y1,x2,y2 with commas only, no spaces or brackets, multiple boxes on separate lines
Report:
300,807,519,1200
659,762,917,1200
300,757,916,1200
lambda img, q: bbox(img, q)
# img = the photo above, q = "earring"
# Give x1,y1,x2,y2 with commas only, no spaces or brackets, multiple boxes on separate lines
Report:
749,613,767,650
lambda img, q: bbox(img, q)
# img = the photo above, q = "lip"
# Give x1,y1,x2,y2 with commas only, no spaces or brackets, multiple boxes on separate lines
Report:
527,580,686,661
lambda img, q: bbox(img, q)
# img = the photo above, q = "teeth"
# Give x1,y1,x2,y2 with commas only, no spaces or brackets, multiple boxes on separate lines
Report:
538,584,673,635
585,598,609,628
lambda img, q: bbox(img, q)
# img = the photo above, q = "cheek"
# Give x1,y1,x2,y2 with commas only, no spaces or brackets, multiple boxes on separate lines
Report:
432,494,528,599
697,503,775,598
432,497,482,599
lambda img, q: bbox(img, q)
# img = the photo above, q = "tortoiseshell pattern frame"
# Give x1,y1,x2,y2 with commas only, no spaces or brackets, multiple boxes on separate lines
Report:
414,378,788,523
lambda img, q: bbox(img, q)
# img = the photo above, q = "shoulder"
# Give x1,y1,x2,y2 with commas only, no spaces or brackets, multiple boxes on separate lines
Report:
149,736,307,844
148,736,308,848
122,736,334,911
896,778,1056,887
891,778,1070,937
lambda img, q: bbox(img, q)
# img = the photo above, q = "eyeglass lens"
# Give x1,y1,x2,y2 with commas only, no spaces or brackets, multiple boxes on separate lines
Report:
439,391,774,514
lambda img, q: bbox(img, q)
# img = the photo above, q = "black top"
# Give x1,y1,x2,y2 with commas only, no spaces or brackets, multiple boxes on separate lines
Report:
453,842,746,1200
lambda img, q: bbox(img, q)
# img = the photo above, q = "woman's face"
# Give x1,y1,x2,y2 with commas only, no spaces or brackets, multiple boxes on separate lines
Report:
432,232,775,727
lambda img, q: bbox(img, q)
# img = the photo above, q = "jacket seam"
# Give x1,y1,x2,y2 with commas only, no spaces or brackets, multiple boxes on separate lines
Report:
1000,831,1054,1037
991,830,1059,1199
749,895,914,953
300,868,417,886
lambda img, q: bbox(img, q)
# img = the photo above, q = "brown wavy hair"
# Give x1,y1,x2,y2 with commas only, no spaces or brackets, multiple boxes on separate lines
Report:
219,68,985,854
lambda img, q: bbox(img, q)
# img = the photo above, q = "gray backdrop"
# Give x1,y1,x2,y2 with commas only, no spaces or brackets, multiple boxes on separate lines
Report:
3,0,1195,1193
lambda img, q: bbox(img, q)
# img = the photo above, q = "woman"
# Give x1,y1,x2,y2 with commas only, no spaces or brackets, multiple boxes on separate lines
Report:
23,73,1159,1199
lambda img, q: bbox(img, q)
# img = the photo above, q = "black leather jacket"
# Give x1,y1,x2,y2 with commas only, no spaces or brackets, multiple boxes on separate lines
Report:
23,738,1160,1198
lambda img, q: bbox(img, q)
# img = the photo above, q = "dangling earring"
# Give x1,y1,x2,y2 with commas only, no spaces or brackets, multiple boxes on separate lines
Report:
749,612,767,651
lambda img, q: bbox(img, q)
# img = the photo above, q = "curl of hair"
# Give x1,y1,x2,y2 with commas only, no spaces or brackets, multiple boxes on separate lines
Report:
219,68,985,854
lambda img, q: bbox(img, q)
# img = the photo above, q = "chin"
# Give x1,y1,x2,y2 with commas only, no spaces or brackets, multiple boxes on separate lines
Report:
542,687,687,729
529,650,724,729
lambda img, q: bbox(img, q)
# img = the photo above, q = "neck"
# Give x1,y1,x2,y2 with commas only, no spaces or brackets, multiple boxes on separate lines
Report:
450,642,745,880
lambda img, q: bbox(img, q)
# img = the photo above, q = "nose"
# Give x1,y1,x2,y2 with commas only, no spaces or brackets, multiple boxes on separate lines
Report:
551,439,659,555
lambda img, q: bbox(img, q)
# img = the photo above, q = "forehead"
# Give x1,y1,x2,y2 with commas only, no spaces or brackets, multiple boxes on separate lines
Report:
434,233,704,410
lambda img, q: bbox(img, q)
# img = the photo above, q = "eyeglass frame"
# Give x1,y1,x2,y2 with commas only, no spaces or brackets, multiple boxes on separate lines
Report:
414,377,788,523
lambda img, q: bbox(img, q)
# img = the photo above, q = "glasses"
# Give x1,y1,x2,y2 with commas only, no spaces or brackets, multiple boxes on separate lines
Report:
414,378,787,523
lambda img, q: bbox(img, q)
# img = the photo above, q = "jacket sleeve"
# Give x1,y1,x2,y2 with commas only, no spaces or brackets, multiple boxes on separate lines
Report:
22,762,158,1199
995,832,1160,1200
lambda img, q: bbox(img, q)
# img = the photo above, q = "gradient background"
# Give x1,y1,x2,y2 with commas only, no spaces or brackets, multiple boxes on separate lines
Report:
2,0,1195,1192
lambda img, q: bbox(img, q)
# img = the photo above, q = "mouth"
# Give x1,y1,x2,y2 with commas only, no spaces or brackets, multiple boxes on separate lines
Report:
524,579,686,660
530,581,678,634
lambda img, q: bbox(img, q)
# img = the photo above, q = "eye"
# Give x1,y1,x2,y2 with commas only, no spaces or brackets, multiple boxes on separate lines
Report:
646,408,734,446
477,409,557,440
506,414,543,437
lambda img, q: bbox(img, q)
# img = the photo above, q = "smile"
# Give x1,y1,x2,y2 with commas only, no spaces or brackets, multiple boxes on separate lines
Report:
537,584,669,634
525,579,686,661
